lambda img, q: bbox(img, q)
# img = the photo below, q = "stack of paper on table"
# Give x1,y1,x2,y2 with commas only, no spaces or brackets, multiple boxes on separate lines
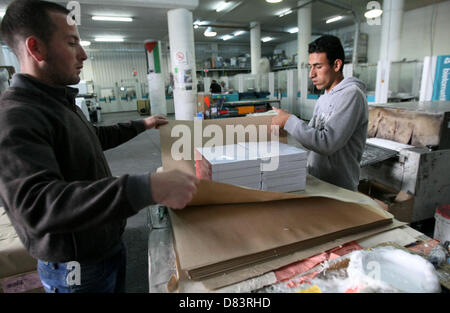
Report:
169,180,393,281
238,141,308,192
196,142,308,192
195,145,261,189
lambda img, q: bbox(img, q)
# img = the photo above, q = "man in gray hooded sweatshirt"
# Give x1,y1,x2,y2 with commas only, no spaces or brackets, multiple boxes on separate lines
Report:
272,35,368,191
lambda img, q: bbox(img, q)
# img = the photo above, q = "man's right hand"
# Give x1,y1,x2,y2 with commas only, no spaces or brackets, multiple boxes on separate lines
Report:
150,170,200,209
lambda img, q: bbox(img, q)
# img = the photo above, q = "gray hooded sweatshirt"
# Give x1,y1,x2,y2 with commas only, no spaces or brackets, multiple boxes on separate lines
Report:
284,77,368,191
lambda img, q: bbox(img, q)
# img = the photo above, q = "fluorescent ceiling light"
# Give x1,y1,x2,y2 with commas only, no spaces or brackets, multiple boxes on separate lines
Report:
261,37,273,42
204,27,217,37
92,16,133,22
95,37,124,42
80,41,91,47
365,9,383,19
194,25,199,29
0,10,5,18
278,8,292,17
266,0,283,3
326,16,343,24
233,30,245,36
222,35,233,41
216,1,233,12
288,27,298,34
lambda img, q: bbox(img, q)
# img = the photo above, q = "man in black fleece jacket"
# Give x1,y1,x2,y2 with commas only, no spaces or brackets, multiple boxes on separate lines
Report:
0,0,199,293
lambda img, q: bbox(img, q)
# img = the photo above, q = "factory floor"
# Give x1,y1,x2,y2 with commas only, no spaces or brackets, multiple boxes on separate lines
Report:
100,110,162,293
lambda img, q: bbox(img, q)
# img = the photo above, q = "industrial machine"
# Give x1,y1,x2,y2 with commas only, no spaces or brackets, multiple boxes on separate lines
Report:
360,101,450,223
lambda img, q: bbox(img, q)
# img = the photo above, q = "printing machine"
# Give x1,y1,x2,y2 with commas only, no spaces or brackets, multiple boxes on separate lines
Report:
359,101,450,223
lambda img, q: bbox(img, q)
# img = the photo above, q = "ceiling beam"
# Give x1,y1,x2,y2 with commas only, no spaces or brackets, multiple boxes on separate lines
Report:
73,0,199,10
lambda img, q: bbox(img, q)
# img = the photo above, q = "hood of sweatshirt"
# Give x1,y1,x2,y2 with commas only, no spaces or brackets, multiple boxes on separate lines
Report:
327,77,367,95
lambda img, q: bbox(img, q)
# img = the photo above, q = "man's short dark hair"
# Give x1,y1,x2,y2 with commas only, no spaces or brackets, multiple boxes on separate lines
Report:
1,0,70,57
308,35,345,72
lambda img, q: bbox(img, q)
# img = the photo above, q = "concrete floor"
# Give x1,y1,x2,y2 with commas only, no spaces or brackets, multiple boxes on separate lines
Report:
100,110,164,293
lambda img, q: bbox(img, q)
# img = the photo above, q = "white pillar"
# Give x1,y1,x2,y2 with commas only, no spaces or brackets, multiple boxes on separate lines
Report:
376,0,404,103
0,47,6,66
268,72,275,100
297,0,312,117
145,40,167,115
211,43,218,68
167,8,197,120
250,22,261,75
379,0,404,62
287,69,298,114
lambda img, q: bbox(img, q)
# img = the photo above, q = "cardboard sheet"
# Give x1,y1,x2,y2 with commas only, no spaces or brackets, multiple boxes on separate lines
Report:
170,180,392,280
176,219,405,291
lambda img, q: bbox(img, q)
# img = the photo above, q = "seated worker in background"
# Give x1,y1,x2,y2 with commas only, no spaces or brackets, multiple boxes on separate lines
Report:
210,79,222,93
220,81,228,93
271,35,368,191
0,0,199,293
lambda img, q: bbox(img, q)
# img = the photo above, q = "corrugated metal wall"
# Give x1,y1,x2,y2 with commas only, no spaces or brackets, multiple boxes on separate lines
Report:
81,42,148,89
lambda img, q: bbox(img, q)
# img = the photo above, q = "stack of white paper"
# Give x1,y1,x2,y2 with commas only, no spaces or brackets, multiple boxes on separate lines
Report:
239,141,308,192
195,145,261,189
196,142,308,192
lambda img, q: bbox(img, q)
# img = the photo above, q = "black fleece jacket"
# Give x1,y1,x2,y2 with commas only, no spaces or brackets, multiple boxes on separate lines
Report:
0,74,154,263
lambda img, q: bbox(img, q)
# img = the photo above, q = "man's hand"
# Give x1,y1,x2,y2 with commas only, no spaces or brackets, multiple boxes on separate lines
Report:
143,115,168,130
271,107,291,129
150,170,200,209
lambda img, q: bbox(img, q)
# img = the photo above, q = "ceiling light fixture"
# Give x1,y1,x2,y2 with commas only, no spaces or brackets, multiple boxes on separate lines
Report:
288,27,298,34
364,9,383,19
216,1,233,12
278,8,292,18
326,16,343,24
92,16,133,22
261,37,273,42
95,37,124,42
222,35,233,41
233,30,245,36
80,41,91,47
204,27,217,37
0,10,6,18
266,0,283,3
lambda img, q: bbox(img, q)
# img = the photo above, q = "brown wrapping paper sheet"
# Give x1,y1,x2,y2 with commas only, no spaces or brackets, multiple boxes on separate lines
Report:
179,220,405,291
169,179,392,281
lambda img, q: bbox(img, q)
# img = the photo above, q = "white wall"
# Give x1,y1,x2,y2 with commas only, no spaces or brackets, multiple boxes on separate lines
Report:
1,46,21,73
274,0,450,64
275,41,298,60
400,0,450,61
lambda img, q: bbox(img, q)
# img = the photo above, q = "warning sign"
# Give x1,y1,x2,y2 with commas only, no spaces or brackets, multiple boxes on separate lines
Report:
176,52,185,62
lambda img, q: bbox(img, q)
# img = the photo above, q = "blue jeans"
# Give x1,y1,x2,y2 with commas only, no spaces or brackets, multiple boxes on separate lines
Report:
37,242,126,293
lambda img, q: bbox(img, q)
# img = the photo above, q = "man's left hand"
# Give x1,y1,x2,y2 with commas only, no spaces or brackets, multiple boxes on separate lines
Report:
143,115,168,130
271,107,291,129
